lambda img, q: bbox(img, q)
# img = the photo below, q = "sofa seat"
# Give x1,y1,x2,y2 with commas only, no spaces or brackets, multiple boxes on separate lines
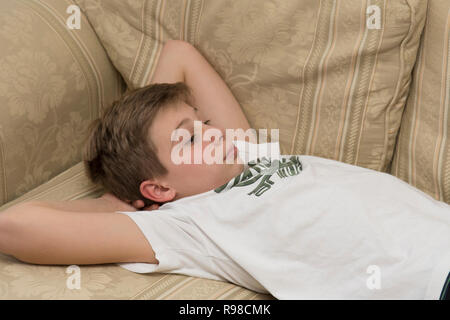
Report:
0,162,275,300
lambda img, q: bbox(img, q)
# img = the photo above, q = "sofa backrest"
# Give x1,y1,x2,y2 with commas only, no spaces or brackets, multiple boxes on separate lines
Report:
391,0,450,204
77,0,427,175
0,0,126,206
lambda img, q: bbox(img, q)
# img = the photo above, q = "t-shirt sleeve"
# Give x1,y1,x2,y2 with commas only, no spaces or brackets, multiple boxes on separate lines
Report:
114,209,226,281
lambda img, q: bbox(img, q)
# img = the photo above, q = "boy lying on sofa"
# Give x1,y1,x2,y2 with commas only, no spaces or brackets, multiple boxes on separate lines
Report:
0,40,449,299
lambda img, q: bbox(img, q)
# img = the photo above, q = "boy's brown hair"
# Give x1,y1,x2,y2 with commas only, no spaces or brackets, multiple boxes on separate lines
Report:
82,82,195,207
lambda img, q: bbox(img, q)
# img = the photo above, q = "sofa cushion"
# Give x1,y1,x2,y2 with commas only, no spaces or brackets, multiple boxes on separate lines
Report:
0,0,126,206
390,0,450,204
0,252,274,299
76,0,427,172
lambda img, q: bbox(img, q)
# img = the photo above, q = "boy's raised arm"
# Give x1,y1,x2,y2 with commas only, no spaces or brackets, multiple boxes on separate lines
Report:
0,202,157,266
150,40,253,137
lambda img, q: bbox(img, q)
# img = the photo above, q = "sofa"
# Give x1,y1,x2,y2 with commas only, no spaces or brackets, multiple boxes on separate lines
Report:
0,0,448,299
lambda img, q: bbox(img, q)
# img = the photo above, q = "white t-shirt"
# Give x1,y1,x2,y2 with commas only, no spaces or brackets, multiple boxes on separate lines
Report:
116,143,450,299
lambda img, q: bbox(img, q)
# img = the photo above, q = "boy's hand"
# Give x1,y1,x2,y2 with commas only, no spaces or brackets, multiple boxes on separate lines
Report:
100,192,159,211
126,198,160,211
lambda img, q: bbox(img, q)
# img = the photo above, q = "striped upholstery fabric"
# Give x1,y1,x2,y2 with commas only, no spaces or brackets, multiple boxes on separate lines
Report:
390,0,450,204
76,0,427,172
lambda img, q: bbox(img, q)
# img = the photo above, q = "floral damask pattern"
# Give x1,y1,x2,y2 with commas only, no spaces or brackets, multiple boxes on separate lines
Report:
0,50,67,124
213,1,293,66
0,9,34,46
70,62,86,91
0,0,124,203
56,112,89,166
2,263,112,300
75,0,140,76
0,252,272,299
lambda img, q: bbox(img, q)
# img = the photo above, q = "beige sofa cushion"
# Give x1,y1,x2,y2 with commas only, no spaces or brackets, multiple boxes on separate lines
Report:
0,252,273,299
390,0,450,204
76,0,427,172
0,0,126,206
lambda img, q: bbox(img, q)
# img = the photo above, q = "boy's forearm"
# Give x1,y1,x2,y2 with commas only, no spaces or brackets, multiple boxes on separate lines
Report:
170,41,252,133
0,199,122,257
20,197,124,214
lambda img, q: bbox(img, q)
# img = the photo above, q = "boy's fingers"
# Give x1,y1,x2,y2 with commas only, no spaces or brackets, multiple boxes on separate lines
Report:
142,204,159,211
132,200,144,208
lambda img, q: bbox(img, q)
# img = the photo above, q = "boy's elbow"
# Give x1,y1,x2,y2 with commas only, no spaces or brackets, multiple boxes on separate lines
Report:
0,208,18,256
0,202,33,258
165,39,190,48
164,39,194,56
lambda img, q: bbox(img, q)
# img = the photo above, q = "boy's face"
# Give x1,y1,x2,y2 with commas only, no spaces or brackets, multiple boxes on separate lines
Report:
144,101,245,202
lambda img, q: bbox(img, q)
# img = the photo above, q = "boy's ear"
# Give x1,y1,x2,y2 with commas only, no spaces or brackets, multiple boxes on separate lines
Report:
140,181,176,203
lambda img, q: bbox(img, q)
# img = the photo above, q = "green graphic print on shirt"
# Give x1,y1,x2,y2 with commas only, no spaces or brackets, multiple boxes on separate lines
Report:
214,155,303,197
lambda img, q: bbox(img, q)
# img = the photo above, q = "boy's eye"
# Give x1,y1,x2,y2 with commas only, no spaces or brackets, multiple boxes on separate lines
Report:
190,120,211,144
